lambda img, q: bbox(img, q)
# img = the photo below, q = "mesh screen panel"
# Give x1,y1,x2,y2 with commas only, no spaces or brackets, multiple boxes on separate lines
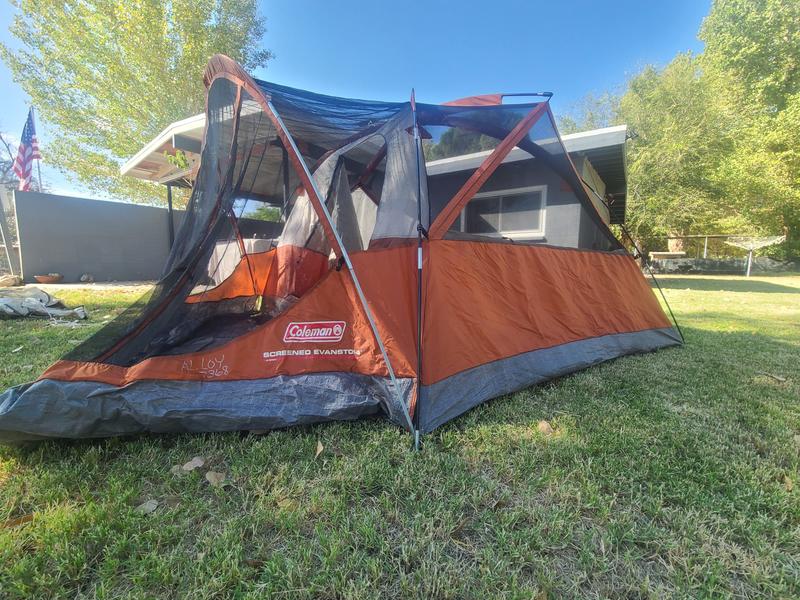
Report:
66,82,334,365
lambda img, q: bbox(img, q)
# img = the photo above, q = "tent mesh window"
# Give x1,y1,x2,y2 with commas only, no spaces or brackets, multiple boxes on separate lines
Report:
420,102,620,252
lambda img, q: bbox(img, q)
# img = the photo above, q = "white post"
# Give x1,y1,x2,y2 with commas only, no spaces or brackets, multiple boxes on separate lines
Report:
703,236,708,259
746,249,753,277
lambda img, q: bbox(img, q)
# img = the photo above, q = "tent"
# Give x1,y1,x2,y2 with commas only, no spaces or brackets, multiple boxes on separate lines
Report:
0,55,681,442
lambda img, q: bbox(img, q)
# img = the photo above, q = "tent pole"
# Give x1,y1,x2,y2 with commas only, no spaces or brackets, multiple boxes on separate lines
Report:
281,143,289,221
266,100,416,434
166,184,175,248
621,225,684,343
411,89,424,450
746,249,753,277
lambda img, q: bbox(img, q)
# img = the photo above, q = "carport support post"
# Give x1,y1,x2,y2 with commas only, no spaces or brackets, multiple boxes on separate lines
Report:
746,249,753,277
166,184,175,248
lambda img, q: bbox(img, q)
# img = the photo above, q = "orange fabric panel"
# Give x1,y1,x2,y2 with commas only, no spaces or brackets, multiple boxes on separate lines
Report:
186,249,276,304
349,244,419,372
185,246,330,305
443,94,504,107
40,246,419,386
39,240,670,397
422,240,672,384
264,245,330,299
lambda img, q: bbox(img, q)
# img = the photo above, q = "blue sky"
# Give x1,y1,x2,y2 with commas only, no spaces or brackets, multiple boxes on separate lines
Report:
0,0,709,199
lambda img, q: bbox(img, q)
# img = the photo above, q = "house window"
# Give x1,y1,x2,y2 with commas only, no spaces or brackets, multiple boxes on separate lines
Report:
459,185,546,239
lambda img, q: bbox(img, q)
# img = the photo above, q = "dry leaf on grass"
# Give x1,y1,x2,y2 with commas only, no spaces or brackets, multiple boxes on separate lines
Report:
205,471,226,487
244,558,265,568
181,456,206,472
11,346,23,353
135,499,159,515
537,420,554,435
314,439,324,459
784,476,794,493
2,514,33,529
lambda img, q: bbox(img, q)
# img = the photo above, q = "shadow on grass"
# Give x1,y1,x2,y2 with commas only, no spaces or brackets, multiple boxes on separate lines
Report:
654,276,800,294
0,326,796,599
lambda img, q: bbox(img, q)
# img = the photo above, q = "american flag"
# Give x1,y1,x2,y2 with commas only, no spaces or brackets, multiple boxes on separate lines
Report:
13,108,42,191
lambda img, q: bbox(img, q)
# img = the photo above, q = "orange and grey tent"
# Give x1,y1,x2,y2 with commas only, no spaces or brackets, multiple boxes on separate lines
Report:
0,55,681,442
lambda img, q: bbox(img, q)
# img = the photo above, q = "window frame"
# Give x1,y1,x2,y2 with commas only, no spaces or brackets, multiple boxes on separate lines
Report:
458,184,547,240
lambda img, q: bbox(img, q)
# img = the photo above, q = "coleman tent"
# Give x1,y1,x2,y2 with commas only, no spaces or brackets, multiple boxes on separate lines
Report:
0,55,681,442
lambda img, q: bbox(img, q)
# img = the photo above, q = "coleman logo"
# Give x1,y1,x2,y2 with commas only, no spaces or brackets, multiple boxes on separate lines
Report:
283,321,346,343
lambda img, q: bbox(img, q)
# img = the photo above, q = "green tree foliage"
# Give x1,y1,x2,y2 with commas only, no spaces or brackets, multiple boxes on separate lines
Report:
247,204,281,222
558,92,621,135
701,0,800,112
1,0,272,204
699,0,800,257
619,54,735,246
423,128,499,161
566,0,799,258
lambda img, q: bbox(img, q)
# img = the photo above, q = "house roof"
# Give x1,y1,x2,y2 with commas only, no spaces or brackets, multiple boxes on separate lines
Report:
120,113,205,185
122,116,628,223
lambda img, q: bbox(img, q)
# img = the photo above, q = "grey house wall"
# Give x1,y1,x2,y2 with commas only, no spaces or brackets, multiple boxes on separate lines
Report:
14,191,184,283
428,159,583,247
14,191,285,283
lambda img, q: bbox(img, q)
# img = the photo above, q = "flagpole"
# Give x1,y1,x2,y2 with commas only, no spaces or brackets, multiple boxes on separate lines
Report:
32,107,42,191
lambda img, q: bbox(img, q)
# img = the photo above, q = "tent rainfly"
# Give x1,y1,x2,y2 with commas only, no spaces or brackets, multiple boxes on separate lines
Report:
0,55,682,443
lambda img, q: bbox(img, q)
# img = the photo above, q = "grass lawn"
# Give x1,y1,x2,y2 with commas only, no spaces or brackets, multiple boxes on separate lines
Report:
1,275,798,598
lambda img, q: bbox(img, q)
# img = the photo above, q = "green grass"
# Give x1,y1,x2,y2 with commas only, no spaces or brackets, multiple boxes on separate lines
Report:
1,276,799,599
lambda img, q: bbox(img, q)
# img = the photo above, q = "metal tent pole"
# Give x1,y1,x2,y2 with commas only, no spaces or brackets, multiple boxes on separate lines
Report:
32,108,43,191
411,89,425,450
621,225,685,343
266,100,416,434
746,249,753,277
166,184,175,248
281,143,289,221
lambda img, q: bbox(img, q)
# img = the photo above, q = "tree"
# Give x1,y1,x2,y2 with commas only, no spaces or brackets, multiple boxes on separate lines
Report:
700,0,800,113
558,92,621,135
564,0,800,259
248,204,281,222
618,54,735,250
699,0,800,258
1,0,272,205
